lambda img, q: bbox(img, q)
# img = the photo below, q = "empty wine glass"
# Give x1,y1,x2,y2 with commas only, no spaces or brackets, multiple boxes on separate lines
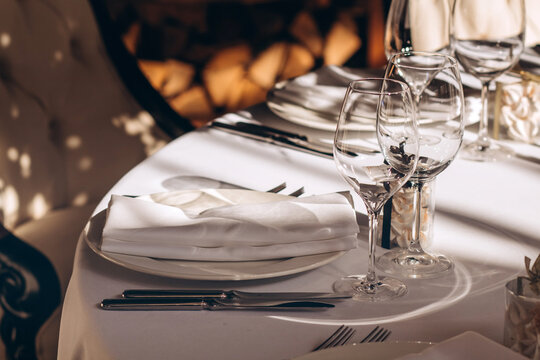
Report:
333,78,419,301
451,0,525,162
384,0,451,58
377,52,465,279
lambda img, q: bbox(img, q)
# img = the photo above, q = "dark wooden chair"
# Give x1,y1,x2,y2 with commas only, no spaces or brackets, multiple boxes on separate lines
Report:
0,227,60,360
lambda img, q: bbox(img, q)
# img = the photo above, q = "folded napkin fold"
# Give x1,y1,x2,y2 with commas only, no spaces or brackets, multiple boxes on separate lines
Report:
101,189,359,261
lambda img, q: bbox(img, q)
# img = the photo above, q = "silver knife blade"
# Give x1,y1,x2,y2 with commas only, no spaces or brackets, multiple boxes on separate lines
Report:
234,121,309,141
210,121,334,158
100,298,334,311
122,289,352,301
210,121,379,156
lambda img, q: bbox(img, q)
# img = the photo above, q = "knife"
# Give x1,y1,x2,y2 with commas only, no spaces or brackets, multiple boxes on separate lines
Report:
100,298,334,311
122,289,352,301
223,121,379,154
233,121,312,142
515,152,540,166
210,121,335,158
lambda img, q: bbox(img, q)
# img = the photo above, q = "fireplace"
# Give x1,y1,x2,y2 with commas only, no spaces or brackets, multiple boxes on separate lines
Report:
104,0,388,128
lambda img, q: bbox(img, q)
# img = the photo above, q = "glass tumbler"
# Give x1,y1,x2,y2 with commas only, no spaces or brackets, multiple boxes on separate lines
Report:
504,277,540,359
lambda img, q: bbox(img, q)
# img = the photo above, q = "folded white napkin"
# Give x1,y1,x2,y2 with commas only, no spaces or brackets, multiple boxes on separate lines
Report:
101,189,359,261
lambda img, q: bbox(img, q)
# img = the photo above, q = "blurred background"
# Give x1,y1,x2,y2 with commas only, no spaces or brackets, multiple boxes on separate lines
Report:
103,0,390,127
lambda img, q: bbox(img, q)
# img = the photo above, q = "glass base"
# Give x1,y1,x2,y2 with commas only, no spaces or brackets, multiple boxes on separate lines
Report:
377,249,453,279
333,275,407,302
460,140,514,162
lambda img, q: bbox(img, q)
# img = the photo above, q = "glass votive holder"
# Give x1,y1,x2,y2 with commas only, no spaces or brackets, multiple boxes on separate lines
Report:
494,71,540,144
378,179,436,250
504,277,540,358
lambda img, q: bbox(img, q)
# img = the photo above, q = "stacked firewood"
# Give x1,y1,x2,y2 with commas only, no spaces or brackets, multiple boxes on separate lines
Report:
109,0,385,127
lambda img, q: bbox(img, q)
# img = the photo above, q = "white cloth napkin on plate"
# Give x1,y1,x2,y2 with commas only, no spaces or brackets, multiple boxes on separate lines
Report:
100,189,359,261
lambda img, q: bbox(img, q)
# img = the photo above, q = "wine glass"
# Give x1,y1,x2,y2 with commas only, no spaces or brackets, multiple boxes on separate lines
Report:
451,0,525,162
333,78,419,301
384,0,451,58
377,52,465,279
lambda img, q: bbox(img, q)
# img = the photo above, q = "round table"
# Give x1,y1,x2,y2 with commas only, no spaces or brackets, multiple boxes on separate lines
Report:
57,103,540,360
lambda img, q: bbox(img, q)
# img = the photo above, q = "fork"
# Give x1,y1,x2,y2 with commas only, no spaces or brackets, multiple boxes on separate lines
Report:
267,183,304,197
312,325,356,351
287,186,304,197
313,325,391,351
266,182,287,193
359,326,392,343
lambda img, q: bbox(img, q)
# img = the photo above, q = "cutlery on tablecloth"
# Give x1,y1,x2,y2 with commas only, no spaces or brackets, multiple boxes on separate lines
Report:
209,121,379,158
313,325,356,351
359,326,392,343
121,289,352,301
100,298,335,311
514,152,540,165
210,121,333,158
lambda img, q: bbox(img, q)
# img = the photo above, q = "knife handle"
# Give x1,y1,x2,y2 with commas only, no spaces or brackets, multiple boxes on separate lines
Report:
101,298,209,311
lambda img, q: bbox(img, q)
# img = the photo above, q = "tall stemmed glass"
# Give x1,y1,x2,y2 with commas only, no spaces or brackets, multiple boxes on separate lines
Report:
451,0,525,162
384,0,451,58
333,78,419,301
377,52,465,279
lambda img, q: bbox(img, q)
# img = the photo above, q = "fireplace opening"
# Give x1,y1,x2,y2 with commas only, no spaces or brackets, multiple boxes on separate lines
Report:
105,0,388,128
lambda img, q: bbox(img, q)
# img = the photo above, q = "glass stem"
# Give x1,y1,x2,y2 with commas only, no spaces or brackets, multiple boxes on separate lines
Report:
413,94,421,107
408,181,424,254
478,81,491,147
366,211,380,284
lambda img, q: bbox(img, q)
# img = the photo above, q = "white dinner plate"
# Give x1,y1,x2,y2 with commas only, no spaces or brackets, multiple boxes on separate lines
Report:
292,342,431,360
266,67,377,132
266,93,372,132
266,65,481,132
84,189,345,281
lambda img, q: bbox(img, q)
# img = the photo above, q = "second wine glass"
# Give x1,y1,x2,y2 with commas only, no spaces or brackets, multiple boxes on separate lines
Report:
377,52,465,279
333,78,419,301
451,0,525,162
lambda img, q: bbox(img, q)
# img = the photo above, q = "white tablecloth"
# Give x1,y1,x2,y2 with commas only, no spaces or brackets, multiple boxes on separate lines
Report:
57,102,540,360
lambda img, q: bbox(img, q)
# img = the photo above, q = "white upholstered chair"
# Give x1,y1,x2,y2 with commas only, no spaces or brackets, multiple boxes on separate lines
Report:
0,0,192,358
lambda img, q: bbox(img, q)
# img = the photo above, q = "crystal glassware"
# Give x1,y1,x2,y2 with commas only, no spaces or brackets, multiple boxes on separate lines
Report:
451,0,525,162
384,0,451,58
333,78,419,301
377,52,465,279
504,277,540,358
